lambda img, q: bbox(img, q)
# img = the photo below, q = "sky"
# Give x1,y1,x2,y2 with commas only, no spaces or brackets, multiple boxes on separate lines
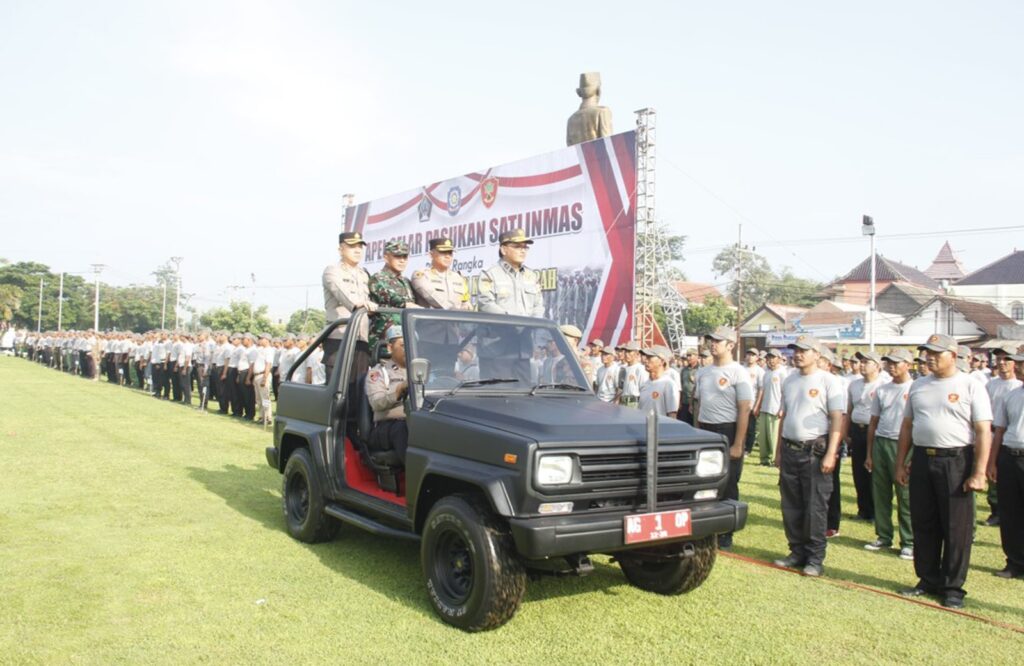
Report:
2,0,1022,322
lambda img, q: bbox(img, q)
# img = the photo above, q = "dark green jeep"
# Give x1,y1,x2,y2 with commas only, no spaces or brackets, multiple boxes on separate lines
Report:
266,308,746,631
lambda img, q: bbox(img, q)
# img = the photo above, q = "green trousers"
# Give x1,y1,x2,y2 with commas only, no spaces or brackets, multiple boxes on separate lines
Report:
755,414,780,464
871,436,913,548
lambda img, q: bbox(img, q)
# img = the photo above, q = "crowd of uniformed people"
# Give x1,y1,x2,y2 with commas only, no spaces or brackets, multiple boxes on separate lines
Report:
8,227,1024,610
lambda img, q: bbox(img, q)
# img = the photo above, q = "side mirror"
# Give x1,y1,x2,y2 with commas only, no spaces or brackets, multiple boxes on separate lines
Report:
410,357,430,410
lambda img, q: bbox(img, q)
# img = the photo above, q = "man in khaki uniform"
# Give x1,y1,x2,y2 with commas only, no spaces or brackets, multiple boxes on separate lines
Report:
477,228,545,318
411,237,471,310
365,325,409,462
323,231,378,377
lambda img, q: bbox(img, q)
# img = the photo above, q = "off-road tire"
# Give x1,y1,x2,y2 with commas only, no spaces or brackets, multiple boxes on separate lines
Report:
421,494,526,631
618,536,717,595
282,448,339,543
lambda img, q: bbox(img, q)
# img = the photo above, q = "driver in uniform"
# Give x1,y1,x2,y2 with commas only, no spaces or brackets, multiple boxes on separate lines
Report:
365,325,409,462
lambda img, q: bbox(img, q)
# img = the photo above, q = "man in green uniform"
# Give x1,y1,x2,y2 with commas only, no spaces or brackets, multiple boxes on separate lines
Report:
368,239,419,351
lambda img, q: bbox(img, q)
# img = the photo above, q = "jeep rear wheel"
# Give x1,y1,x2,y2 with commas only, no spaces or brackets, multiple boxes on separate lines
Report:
618,536,717,595
282,448,339,543
421,495,526,632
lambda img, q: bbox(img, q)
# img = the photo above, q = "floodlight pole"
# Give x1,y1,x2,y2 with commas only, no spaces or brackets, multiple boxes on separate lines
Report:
862,215,876,351
36,278,44,333
170,256,183,329
57,272,64,331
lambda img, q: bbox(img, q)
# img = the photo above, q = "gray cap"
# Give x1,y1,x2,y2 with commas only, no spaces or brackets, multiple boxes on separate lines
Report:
620,340,641,352
957,345,972,359
882,348,914,364
705,326,737,343
918,333,958,354
641,345,673,364
1009,345,1024,362
385,325,404,342
243,332,255,341
788,334,821,353
856,350,883,365
259,332,271,341
956,356,969,372
766,348,784,358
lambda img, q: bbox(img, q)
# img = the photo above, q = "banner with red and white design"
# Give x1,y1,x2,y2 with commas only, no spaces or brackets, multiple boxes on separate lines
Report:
344,131,637,346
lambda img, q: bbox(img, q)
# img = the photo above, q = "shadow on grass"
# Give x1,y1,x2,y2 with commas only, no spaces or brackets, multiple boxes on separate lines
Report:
186,463,634,620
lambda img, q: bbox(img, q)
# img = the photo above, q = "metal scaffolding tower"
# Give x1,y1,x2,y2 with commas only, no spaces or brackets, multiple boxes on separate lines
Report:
634,108,688,350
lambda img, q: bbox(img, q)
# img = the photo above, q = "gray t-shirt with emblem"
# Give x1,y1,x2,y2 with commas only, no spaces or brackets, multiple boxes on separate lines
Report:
639,376,680,417
870,379,911,440
695,362,753,425
907,373,993,449
780,369,847,441
994,386,1024,449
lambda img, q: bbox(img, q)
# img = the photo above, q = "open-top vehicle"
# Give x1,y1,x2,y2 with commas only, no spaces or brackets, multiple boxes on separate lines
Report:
266,308,747,631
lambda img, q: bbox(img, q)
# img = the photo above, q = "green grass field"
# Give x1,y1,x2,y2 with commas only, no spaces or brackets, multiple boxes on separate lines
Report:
2,356,1022,664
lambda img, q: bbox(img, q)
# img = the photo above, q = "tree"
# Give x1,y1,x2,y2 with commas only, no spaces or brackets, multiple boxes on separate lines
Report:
0,284,22,321
286,308,326,335
200,301,277,335
682,294,735,336
712,247,822,310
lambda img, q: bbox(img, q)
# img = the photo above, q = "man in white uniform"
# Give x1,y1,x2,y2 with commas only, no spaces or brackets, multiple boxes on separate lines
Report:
638,346,679,418
988,345,1024,579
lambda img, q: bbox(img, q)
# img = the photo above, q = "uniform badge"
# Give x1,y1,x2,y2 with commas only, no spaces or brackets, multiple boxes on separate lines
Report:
718,377,728,387
418,196,433,223
446,186,462,216
369,371,379,382
948,393,960,403
481,177,499,208
809,388,819,398
652,391,660,399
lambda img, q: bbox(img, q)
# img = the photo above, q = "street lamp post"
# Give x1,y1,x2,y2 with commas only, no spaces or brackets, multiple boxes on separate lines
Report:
90,264,106,331
862,215,876,352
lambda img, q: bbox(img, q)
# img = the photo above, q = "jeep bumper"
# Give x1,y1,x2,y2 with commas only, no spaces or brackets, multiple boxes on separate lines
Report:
265,446,279,470
508,500,747,559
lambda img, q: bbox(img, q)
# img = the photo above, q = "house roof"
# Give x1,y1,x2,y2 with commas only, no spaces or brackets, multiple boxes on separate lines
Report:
838,254,940,290
799,300,860,326
673,281,725,305
740,303,808,328
901,296,1017,337
924,242,967,281
954,250,1024,286
876,281,939,306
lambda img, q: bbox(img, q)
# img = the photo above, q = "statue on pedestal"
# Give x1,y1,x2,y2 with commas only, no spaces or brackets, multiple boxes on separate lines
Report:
566,72,613,146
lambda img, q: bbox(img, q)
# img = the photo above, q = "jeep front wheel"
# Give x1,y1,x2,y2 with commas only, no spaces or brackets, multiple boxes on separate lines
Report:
618,536,717,595
282,448,339,543
421,495,526,631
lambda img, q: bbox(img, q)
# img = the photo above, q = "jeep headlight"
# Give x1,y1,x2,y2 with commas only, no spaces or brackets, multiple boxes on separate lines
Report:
537,455,574,485
696,450,725,477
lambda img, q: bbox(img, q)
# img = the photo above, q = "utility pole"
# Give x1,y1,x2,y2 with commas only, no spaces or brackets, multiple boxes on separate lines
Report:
57,272,64,331
170,256,184,329
161,280,167,329
250,273,256,329
36,278,44,333
735,224,743,355
90,264,106,331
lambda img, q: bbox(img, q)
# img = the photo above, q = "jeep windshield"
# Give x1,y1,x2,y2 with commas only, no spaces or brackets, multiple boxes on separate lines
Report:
405,312,589,393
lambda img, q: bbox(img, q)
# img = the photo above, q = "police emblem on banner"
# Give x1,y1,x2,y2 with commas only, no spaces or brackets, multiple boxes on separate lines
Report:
481,177,499,208
446,186,461,216
417,195,433,223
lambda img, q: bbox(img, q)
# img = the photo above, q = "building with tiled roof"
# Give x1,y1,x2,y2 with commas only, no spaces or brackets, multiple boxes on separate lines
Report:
874,282,940,317
950,250,1024,322
924,241,967,282
822,254,939,304
673,281,727,306
900,295,1017,341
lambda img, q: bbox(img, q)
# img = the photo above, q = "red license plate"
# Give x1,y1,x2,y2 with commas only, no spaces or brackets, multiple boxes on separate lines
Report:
623,508,692,544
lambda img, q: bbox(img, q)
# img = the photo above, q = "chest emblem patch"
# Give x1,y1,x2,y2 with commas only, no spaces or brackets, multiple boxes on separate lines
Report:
809,388,819,398
652,391,660,399
948,393,960,403
718,377,728,387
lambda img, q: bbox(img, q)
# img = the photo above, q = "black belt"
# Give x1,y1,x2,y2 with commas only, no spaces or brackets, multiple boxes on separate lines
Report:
1002,448,1024,458
783,437,823,452
916,446,967,457
851,422,868,429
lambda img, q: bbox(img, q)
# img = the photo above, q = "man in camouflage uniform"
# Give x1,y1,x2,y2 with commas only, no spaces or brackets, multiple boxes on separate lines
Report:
368,239,419,351
477,228,545,317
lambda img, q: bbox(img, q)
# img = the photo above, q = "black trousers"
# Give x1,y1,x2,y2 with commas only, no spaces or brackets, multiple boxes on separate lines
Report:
169,362,182,401
368,419,409,462
239,371,255,419
780,440,833,566
136,362,146,389
828,451,843,531
272,366,280,401
677,400,693,425
849,423,875,520
226,368,241,415
910,446,974,601
178,367,192,405
997,449,1024,572
105,353,118,383
698,421,743,545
